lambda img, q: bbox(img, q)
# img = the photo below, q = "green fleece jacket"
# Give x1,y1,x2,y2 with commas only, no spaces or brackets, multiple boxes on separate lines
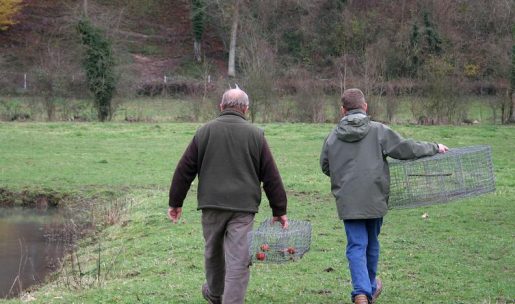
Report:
169,110,287,216
320,110,438,220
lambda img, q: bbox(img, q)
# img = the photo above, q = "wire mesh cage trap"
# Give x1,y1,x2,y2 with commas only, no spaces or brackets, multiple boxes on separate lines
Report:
388,145,495,209
248,218,312,263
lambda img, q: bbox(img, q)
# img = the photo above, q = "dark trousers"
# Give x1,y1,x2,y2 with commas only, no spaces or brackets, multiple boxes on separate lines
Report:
202,209,254,304
343,218,383,301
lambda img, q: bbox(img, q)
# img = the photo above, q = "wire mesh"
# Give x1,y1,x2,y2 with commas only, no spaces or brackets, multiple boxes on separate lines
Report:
388,145,495,209
248,218,312,264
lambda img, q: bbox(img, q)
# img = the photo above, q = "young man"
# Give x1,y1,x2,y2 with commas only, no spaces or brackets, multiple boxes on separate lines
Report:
167,87,288,304
320,88,448,304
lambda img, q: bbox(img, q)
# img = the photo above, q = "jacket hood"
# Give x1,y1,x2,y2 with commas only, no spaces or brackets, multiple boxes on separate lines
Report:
336,110,371,142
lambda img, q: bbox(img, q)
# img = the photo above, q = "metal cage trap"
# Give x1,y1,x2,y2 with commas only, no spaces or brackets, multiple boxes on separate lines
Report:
248,218,312,263
388,145,495,209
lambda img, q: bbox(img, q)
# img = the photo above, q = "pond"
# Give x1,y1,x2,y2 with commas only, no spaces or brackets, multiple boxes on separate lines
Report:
0,208,66,298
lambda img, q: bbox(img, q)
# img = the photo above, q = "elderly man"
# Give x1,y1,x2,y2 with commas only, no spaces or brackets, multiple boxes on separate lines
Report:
168,87,288,304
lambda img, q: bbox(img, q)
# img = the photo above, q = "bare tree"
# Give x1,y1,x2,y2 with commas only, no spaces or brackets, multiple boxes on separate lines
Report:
336,54,348,96
239,31,276,122
295,72,326,123
509,26,515,122
83,0,88,17
385,83,399,123
362,44,386,121
227,0,240,77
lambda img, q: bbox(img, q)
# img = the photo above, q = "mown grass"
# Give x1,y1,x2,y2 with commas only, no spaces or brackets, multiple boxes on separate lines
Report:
0,122,513,303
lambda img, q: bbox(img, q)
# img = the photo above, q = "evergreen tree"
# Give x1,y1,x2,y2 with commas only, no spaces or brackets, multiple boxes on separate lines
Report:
77,19,116,122
409,22,421,76
423,12,442,55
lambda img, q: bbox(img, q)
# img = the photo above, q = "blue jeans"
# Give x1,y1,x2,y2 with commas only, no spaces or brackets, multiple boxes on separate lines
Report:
343,218,383,301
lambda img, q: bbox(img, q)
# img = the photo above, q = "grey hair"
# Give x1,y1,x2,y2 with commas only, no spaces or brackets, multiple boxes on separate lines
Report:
221,88,249,109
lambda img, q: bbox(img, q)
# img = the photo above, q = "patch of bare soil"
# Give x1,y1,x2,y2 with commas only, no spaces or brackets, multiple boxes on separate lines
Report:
132,54,182,83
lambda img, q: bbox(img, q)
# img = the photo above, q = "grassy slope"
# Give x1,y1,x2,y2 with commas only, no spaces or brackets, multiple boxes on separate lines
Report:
0,122,514,303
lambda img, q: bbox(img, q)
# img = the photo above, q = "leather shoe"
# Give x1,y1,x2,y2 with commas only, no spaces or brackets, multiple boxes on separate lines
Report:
371,278,383,303
354,294,369,304
202,283,221,304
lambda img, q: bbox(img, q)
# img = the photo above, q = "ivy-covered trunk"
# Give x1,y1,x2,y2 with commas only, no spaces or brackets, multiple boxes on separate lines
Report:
191,0,205,62
77,19,116,122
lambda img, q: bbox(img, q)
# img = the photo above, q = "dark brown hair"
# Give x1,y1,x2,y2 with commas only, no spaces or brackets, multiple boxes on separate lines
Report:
341,88,366,110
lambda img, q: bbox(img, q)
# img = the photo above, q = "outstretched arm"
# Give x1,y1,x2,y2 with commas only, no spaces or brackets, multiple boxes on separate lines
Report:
381,126,442,160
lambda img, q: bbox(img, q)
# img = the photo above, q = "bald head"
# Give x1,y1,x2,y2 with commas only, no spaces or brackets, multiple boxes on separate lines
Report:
341,88,367,111
220,88,249,113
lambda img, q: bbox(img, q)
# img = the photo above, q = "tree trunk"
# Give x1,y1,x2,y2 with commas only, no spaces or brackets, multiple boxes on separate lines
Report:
194,39,201,62
509,37,514,122
83,0,88,17
45,98,55,121
227,0,240,77
509,92,515,123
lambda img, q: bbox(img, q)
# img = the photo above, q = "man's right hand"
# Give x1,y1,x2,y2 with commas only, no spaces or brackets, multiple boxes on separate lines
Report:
272,215,289,229
168,207,182,224
437,144,449,153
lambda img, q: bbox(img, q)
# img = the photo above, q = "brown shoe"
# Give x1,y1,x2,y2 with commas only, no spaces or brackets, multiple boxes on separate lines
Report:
371,278,383,303
202,283,221,304
354,294,369,304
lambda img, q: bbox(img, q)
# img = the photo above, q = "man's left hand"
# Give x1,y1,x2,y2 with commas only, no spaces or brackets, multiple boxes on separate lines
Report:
437,143,449,153
168,207,182,224
272,215,289,229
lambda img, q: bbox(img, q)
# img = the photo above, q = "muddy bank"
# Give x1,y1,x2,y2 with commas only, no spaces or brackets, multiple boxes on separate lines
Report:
0,208,66,298
0,189,90,298
0,187,131,298
0,188,68,209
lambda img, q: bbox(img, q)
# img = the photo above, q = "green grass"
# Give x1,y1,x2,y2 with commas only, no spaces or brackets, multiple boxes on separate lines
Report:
0,122,514,303
0,95,505,125
0,96,208,123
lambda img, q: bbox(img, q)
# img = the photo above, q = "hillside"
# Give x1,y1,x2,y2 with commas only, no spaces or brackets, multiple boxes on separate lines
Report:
0,0,225,88
0,0,513,104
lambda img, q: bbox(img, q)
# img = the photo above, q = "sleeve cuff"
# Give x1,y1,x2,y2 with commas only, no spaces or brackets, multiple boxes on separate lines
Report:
271,204,287,217
169,201,183,208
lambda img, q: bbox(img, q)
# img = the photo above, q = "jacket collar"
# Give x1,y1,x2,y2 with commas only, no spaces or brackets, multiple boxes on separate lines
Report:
345,109,367,117
219,109,247,120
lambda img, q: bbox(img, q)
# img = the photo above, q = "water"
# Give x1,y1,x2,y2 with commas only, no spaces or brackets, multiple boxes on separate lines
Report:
0,208,66,298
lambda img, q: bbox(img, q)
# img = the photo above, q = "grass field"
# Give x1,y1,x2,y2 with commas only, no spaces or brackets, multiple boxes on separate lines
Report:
0,122,514,303
0,95,504,125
